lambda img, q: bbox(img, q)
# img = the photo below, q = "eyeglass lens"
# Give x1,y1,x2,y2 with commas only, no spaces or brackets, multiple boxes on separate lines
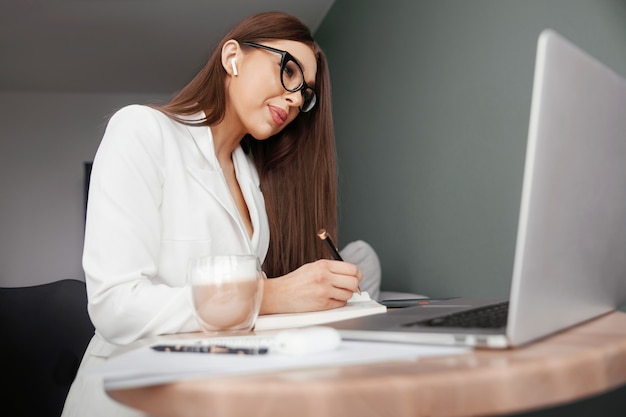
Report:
281,57,316,112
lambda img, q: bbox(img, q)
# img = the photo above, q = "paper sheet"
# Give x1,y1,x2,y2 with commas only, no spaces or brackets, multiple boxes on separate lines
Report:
92,339,470,390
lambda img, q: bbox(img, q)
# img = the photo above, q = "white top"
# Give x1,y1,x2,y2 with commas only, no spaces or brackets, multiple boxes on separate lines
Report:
83,104,270,348
63,104,270,417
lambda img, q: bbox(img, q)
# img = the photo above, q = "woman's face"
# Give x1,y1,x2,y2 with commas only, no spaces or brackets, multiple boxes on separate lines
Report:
226,40,317,140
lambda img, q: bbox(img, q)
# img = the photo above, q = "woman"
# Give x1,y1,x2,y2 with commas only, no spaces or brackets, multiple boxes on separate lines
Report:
62,11,374,416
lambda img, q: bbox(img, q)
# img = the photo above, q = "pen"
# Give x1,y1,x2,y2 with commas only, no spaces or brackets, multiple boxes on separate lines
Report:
151,344,268,355
317,229,361,294
317,229,344,261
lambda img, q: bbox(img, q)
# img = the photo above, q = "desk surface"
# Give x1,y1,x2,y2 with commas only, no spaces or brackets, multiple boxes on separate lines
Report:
109,311,626,417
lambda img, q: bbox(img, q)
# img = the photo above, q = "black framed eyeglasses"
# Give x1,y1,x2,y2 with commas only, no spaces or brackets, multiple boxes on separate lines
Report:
241,41,317,113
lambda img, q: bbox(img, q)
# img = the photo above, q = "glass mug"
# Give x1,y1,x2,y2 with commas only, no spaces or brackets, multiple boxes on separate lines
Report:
188,254,265,333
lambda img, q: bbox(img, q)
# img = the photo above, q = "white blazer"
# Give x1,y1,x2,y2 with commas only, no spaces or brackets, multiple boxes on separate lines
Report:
62,105,270,417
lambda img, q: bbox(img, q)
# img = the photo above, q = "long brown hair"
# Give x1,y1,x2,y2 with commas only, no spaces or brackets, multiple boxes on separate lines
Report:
153,12,337,278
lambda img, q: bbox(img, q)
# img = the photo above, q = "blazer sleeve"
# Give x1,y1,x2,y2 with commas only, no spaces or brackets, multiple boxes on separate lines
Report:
83,105,198,345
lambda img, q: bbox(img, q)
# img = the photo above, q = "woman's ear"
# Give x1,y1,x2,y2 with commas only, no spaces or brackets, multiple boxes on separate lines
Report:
222,39,240,77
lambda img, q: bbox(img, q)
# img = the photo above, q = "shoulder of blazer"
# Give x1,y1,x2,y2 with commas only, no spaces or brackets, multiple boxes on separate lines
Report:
108,105,213,164
110,105,205,133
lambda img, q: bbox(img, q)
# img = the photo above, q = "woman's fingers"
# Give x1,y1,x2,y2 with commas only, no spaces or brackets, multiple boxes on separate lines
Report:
259,259,363,314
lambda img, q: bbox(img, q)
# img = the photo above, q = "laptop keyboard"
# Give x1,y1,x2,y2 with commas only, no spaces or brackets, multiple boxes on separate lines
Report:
404,301,509,329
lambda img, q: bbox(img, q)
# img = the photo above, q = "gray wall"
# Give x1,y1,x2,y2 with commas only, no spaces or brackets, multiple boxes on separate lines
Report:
0,92,169,287
316,0,626,300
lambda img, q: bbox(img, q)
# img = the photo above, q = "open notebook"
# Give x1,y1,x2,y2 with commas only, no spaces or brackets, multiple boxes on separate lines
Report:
253,292,386,331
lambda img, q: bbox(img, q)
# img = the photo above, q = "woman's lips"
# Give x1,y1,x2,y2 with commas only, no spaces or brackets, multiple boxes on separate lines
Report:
269,105,288,126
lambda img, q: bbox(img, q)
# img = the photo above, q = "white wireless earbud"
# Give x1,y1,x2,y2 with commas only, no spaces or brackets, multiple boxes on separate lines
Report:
230,58,238,76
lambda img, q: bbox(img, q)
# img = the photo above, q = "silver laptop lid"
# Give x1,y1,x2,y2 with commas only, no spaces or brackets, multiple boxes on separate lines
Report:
507,30,626,346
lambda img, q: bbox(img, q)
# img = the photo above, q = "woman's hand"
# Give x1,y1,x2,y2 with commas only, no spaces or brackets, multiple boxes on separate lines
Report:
260,259,363,315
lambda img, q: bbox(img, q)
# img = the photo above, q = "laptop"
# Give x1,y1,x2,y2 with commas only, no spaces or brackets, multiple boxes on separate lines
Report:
330,29,626,348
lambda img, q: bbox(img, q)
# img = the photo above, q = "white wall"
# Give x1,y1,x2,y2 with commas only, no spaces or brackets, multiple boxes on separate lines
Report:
0,92,169,287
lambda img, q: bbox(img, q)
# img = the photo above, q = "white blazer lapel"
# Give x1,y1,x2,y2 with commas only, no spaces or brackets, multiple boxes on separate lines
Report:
232,147,270,260
183,123,242,229
179,116,268,259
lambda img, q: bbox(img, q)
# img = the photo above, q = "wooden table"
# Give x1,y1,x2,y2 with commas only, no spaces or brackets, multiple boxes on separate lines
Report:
108,311,626,417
